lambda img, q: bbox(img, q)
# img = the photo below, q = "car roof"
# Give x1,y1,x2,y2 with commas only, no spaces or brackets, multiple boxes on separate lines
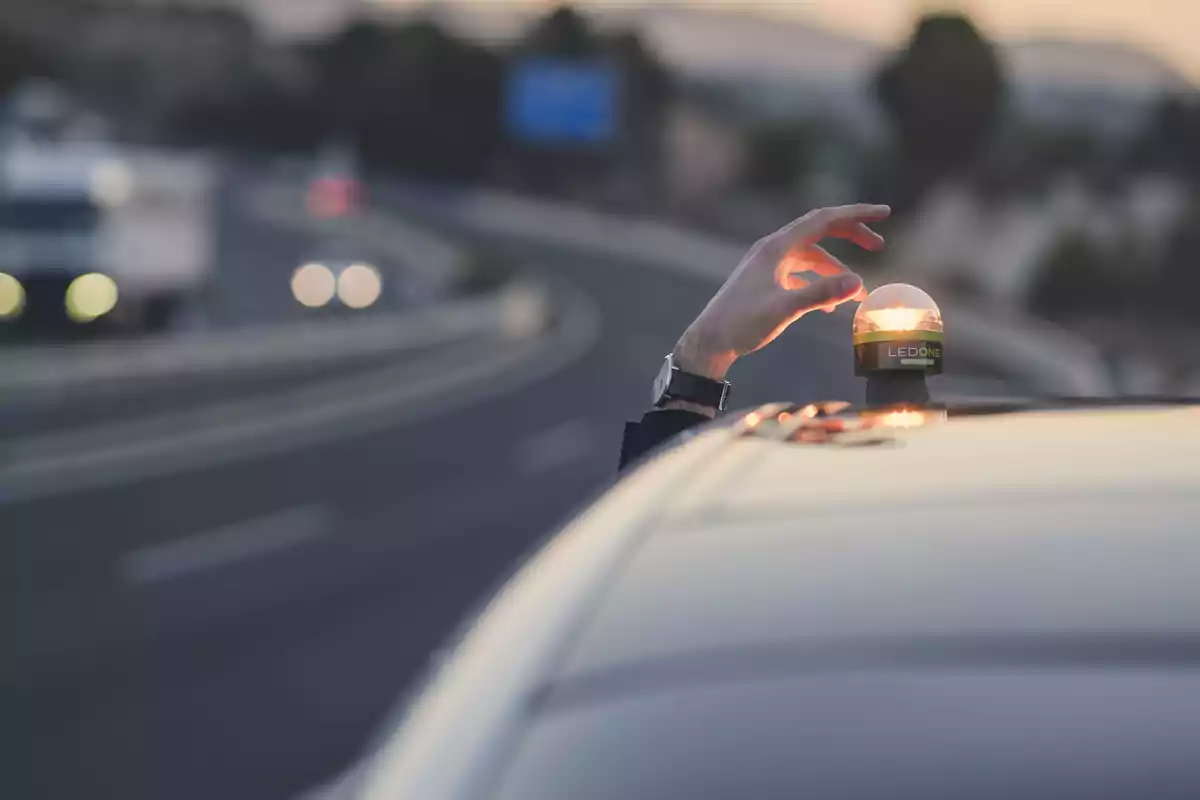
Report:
358,403,1200,799
557,403,1200,680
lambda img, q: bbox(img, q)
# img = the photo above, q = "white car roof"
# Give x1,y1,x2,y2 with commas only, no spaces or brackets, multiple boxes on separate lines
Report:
358,403,1200,799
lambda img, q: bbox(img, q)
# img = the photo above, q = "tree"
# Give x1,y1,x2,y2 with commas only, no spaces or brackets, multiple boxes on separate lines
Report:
1127,93,1200,188
0,28,57,98
306,19,505,180
1027,232,1128,317
874,13,1006,201
1157,202,1200,317
518,5,600,57
742,121,816,194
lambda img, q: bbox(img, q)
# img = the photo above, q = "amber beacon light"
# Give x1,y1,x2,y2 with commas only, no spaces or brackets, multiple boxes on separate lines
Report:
852,283,943,406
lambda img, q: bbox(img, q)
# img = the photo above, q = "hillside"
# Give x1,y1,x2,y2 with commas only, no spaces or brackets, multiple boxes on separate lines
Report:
410,1,1192,96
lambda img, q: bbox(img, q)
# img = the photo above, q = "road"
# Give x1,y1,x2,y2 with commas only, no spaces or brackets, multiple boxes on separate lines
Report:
1,175,1014,799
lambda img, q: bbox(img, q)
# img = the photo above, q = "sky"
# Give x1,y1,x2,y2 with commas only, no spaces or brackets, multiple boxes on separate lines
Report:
546,1,1200,79
262,0,1200,80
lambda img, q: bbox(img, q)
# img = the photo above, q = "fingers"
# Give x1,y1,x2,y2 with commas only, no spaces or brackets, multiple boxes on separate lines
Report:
832,220,886,251
784,243,849,278
773,204,891,252
781,246,871,301
772,272,864,320
826,203,892,224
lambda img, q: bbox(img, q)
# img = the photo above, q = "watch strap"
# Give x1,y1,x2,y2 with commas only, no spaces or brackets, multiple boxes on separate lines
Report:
660,367,730,411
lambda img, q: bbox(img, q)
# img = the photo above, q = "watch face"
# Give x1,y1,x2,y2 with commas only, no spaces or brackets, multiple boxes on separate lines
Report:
652,355,673,405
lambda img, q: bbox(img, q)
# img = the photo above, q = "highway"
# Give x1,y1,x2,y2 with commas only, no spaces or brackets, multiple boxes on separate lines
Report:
1,173,1015,799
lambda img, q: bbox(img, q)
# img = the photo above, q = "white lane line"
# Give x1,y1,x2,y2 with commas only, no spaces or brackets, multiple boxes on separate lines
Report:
514,419,598,475
1,278,600,504
5,281,549,466
120,504,331,586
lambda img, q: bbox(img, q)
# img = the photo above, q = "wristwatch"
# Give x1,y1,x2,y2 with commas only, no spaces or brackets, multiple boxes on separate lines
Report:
652,353,731,411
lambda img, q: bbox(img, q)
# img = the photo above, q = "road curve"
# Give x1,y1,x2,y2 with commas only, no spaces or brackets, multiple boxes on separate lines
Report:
3,182,906,800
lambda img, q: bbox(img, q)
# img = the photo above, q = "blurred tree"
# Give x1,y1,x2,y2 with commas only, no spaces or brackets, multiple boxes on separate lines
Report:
874,13,1007,203
1157,202,1200,317
306,19,390,140
359,21,504,180
165,75,319,153
1028,232,1127,317
603,27,673,206
741,121,815,194
0,27,57,98
1127,93,1200,188
304,18,504,180
519,5,600,57
974,120,1109,200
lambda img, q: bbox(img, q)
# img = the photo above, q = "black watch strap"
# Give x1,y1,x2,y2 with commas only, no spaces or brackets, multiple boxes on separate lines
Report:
664,369,729,410
652,353,732,411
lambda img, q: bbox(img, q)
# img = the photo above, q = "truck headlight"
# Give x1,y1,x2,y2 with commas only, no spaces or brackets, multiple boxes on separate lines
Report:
90,160,134,208
0,272,24,319
66,273,119,322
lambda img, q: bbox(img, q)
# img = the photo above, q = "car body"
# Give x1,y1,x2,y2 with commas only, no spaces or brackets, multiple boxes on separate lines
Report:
318,399,1200,799
0,134,215,332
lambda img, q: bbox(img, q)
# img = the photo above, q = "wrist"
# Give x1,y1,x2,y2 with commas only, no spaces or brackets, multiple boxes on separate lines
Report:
673,324,736,382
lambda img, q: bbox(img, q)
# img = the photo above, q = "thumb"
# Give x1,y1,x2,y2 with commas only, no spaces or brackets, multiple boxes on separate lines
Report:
776,272,863,318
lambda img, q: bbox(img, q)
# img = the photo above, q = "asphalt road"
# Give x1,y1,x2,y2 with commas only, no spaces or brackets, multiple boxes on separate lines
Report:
1,178,1009,799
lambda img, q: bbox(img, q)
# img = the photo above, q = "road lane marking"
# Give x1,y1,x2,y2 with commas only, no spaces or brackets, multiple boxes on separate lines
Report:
514,419,598,475
0,278,600,504
120,504,331,585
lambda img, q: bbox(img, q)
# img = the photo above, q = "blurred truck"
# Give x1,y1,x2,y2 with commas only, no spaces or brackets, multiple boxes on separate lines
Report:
0,131,216,333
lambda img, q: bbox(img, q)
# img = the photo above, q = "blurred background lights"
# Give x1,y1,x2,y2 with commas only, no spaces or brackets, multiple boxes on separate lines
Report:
292,262,337,308
65,273,118,322
337,263,382,309
0,272,25,318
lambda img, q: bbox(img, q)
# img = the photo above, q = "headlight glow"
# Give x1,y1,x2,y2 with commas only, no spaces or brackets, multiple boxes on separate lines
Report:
90,160,134,208
65,273,119,322
337,262,382,309
292,262,337,308
0,272,24,318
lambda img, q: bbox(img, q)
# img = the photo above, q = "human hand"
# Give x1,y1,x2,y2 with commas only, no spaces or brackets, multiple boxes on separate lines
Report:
672,204,891,382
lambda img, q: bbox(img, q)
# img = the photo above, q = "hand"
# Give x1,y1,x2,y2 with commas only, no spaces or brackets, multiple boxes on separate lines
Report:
673,203,891,382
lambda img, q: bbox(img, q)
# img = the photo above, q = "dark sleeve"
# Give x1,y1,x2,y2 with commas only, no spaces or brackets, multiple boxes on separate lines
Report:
618,409,710,472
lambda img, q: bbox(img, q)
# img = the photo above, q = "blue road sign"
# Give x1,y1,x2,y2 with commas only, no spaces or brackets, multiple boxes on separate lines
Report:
505,59,618,146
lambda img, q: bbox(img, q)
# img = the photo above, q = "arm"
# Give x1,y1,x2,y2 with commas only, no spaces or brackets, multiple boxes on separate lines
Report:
618,203,891,471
